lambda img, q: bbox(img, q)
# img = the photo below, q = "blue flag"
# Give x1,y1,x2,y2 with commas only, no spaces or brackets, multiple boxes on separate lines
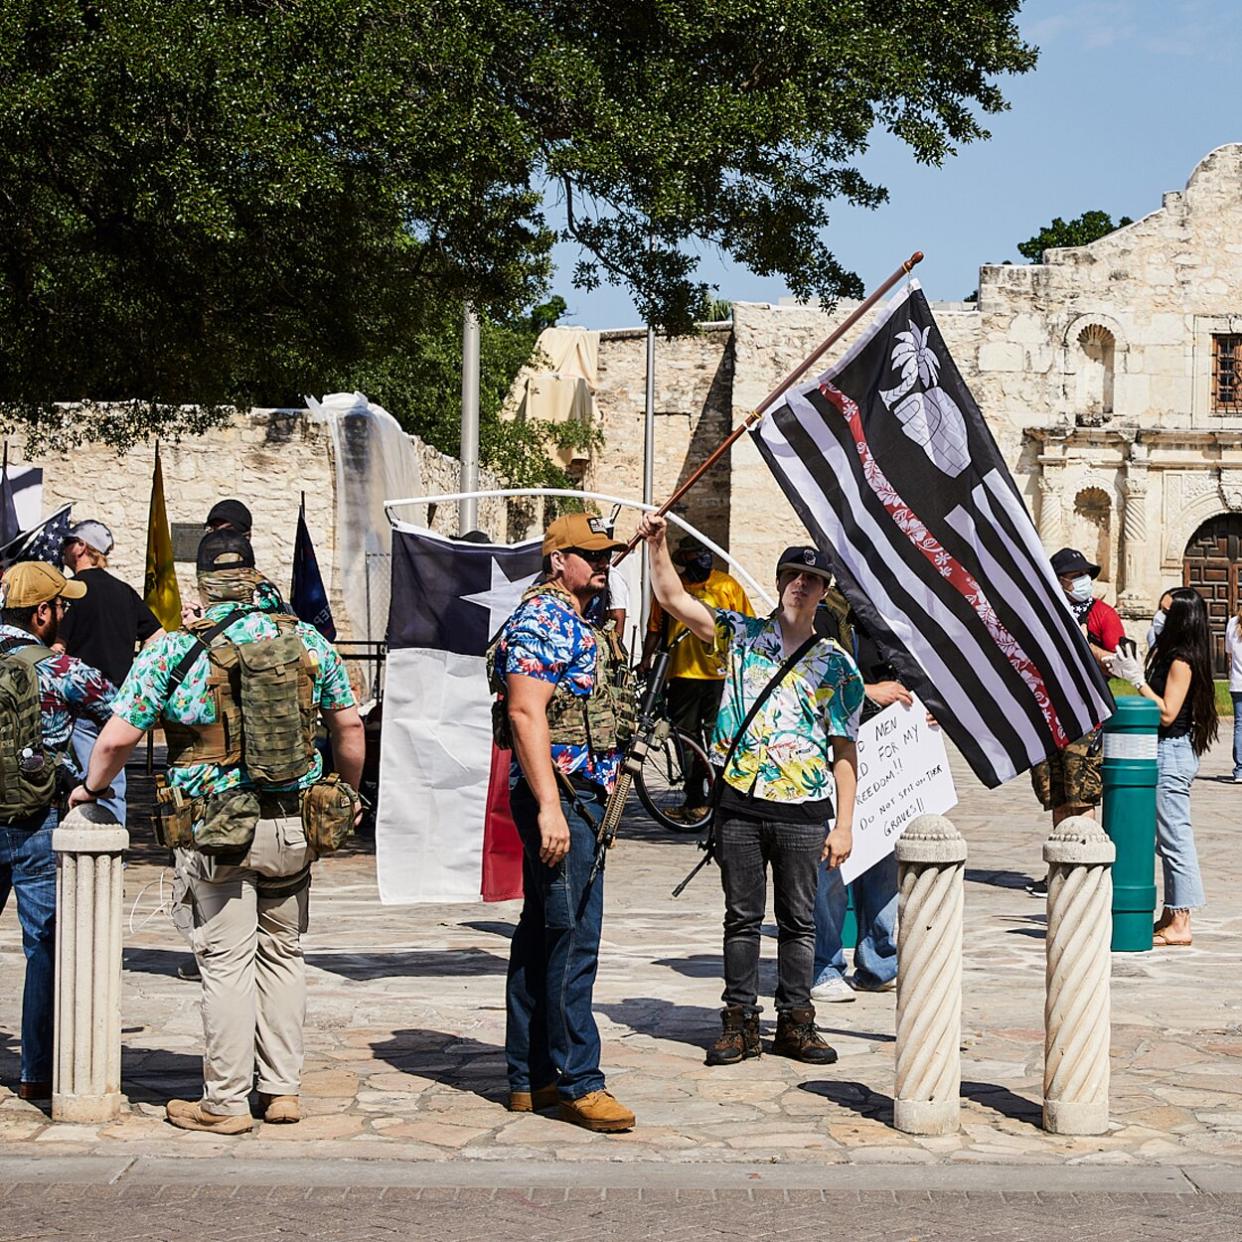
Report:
290,503,336,640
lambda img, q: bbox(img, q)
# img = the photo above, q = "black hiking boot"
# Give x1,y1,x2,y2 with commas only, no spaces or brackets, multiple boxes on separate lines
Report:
705,1006,761,1066
771,1006,838,1065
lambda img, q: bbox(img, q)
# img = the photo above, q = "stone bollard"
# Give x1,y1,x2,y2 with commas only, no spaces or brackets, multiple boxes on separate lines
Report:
1042,814,1115,1136
893,814,967,1136
52,804,128,1123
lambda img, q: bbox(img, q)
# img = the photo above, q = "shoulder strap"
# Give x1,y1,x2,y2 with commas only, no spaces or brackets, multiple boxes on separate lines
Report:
709,632,821,807
168,607,256,691
0,636,54,667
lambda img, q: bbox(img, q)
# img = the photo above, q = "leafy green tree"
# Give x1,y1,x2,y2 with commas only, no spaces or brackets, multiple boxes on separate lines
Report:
1017,211,1134,263
0,0,1035,462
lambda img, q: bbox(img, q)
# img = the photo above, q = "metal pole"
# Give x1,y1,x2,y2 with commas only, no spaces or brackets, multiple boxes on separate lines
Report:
641,326,656,633
459,303,481,535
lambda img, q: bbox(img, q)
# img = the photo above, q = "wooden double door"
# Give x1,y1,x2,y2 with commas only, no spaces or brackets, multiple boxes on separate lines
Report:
1182,514,1242,675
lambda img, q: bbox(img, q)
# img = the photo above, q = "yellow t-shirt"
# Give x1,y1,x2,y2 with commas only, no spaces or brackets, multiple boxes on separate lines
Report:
649,569,754,679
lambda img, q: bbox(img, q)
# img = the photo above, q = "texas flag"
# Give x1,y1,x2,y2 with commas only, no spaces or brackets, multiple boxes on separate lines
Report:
375,525,541,903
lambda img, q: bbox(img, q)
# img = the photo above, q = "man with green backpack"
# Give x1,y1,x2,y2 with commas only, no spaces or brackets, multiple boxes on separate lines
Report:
69,529,364,1133
0,560,115,1102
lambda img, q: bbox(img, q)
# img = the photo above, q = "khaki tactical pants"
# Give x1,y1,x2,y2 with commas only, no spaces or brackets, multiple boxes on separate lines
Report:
184,815,313,1116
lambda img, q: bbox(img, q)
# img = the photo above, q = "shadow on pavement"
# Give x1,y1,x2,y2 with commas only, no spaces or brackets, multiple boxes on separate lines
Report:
965,868,1035,890
370,1029,507,1103
123,947,197,977
459,920,515,940
122,1044,206,1103
596,997,722,1049
962,1079,1042,1126
307,948,510,979
798,1078,892,1123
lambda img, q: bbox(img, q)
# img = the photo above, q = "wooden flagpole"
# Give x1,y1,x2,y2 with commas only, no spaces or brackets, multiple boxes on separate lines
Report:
617,250,924,559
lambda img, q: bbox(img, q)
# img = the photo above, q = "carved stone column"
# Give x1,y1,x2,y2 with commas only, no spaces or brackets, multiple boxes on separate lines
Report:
1037,473,1063,550
1042,814,1115,1136
53,805,128,1123
1118,467,1149,614
894,814,967,1136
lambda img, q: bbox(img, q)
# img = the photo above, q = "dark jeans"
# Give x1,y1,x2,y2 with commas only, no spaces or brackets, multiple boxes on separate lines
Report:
505,779,606,1102
666,677,724,805
0,807,58,1084
717,813,824,1013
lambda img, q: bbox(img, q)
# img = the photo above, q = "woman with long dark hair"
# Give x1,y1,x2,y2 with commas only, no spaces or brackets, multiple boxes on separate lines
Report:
1114,587,1218,946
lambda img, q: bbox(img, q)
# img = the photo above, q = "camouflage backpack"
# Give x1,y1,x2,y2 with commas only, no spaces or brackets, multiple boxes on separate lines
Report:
0,639,57,821
164,609,318,787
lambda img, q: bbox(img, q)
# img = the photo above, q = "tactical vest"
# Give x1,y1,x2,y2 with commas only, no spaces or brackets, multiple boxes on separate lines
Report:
486,582,636,755
163,611,318,787
0,639,57,820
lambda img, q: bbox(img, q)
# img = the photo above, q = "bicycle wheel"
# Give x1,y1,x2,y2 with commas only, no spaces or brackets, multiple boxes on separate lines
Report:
634,728,715,832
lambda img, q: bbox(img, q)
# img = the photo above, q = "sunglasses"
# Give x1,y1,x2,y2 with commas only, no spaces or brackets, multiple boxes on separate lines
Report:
566,547,613,566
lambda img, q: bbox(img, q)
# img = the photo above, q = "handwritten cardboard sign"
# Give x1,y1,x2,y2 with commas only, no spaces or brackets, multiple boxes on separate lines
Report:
838,695,958,885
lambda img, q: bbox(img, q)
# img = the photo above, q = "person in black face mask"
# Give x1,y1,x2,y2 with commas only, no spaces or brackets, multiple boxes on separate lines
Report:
640,534,754,826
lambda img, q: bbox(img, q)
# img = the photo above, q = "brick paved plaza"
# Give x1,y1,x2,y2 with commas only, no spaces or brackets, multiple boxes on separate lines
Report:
1,740,1241,1237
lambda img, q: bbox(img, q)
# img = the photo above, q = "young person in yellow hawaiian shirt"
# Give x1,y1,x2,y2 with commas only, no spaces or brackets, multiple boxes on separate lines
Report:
636,514,862,1068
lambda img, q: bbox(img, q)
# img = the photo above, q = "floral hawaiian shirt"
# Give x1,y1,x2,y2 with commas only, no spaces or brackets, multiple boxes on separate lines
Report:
710,610,864,805
0,624,115,754
493,588,622,793
112,605,355,799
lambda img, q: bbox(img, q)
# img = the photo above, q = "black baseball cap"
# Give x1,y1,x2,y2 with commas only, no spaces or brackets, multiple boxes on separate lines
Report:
197,528,256,573
1049,547,1100,580
776,545,833,582
205,499,253,536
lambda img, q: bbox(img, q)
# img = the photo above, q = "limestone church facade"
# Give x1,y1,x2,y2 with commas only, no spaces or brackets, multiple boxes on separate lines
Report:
573,145,1242,667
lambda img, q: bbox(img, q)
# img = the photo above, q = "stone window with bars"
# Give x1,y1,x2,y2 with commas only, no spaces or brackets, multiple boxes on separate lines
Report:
1213,334,1242,413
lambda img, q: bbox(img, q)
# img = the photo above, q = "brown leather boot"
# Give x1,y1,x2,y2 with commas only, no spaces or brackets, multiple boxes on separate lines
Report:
771,1007,838,1065
705,1005,761,1066
558,1089,635,1132
507,1082,559,1112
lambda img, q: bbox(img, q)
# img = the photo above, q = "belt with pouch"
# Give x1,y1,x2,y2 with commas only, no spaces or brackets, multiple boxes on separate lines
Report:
257,791,305,819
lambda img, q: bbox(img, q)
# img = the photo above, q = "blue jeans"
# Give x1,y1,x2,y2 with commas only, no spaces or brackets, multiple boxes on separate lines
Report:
813,852,899,988
0,807,58,1084
505,779,606,1102
70,717,126,826
1232,693,1242,779
1156,736,1205,911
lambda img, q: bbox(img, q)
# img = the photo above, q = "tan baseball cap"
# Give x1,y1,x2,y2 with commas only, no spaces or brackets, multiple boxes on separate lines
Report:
2,561,88,607
542,513,626,556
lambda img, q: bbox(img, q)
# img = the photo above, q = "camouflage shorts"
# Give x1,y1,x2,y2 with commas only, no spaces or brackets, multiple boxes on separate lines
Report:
1030,730,1103,812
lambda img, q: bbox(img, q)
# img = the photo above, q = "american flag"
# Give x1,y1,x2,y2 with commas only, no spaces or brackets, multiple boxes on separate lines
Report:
0,503,73,570
753,282,1113,788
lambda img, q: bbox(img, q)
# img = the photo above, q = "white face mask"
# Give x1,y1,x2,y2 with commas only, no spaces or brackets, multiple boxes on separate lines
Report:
1067,576,1093,603
1151,610,1166,636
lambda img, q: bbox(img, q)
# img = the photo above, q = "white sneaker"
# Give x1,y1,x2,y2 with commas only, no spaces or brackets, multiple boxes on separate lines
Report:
810,976,855,1003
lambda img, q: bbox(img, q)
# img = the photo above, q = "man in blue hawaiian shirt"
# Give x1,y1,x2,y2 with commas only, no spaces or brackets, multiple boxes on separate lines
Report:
638,514,863,1068
70,530,364,1134
0,560,115,1101
491,512,635,1133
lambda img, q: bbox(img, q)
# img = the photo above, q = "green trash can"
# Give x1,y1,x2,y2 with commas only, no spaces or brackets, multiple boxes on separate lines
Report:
1101,696,1160,952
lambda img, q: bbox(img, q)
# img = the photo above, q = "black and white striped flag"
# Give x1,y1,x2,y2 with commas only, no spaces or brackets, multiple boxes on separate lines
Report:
754,281,1114,787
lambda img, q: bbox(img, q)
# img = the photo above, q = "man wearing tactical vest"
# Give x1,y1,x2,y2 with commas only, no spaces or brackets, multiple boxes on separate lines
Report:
0,561,115,1102
69,530,364,1134
489,512,636,1133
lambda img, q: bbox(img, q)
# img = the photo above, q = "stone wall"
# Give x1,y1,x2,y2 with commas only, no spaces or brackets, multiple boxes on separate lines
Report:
11,408,503,640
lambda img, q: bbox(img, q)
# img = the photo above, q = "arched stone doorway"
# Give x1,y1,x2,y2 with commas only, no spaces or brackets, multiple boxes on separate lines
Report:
1182,513,1242,673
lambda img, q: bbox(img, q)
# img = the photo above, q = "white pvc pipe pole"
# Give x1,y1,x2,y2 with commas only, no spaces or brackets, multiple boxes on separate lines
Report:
641,326,656,632
385,487,776,610
459,304,481,535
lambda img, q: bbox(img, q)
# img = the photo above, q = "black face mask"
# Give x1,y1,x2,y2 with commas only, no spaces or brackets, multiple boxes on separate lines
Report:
681,552,713,583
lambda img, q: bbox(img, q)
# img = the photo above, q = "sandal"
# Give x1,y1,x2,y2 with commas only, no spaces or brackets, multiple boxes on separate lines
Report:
1151,931,1192,948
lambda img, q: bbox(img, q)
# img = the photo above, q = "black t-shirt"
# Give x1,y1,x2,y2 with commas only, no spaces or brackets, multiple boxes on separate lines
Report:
716,781,834,825
58,568,162,687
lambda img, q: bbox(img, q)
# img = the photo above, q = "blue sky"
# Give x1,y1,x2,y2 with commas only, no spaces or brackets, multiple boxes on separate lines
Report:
547,0,1242,328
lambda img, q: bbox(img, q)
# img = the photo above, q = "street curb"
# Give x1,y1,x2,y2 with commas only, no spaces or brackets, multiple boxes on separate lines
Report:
0,1154,1238,1194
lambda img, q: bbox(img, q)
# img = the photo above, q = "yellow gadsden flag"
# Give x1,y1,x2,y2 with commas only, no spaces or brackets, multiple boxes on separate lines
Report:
143,444,182,630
